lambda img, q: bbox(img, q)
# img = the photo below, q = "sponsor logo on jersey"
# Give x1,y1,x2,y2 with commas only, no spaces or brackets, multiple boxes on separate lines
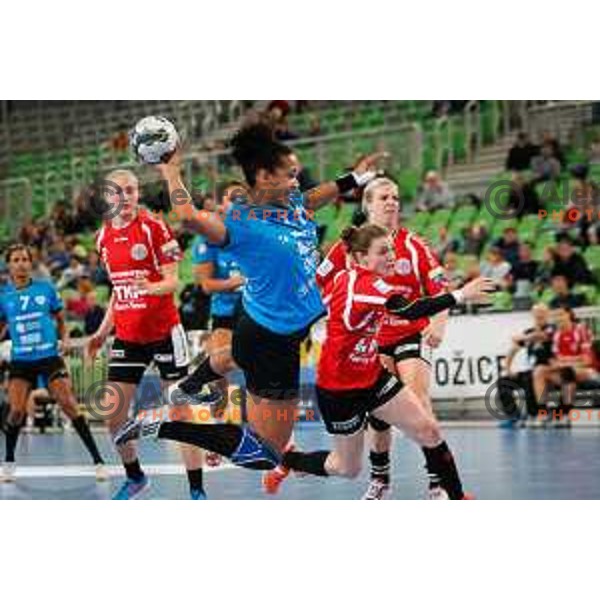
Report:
395,258,412,275
35,295,46,306
131,244,148,261
428,266,446,283
161,239,181,259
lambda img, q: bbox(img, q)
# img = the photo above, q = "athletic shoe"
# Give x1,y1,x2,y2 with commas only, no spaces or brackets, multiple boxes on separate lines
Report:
190,488,207,500
461,492,476,500
0,462,16,483
95,464,109,482
427,486,450,500
498,418,519,429
262,465,291,495
168,382,223,406
113,410,165,446
361,479,391,500
112,476,150,500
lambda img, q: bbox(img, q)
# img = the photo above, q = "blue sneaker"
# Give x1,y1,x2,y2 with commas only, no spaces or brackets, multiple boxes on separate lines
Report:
190,488,207,500
112,476,150,500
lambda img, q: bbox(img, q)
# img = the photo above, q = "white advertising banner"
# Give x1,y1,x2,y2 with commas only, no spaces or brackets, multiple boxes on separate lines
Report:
430,311,533,399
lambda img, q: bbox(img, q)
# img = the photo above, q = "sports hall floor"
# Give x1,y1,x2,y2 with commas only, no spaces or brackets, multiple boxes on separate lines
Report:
2,422,600,500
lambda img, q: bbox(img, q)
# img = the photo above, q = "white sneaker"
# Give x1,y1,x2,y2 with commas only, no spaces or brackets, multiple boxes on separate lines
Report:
95,464,109,482
0,462,16,483
361,479,391,500
427,486,449,500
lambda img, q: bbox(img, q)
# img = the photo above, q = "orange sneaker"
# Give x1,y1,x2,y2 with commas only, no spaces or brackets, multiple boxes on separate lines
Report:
461,492,476,500
262,465,290,495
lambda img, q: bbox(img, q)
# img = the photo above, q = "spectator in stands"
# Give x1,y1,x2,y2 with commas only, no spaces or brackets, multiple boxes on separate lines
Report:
498,303,555,426
463,222,488,256
463,255,482,283
548,274,586,309
505,132,540,171
564,164,600,246
542,130,565,167
65,280,93,320
57,256,86,290
29,246,52,281
87,250,109,286
494,226,521,267
443,251,464,290
266,100,298,141
72,187,99,232
481,246,511,288
416,170,455,212
509,242,538,296
436,226,460,262
508,171,541,216
111,124,129,152
83,291,106,336
531,142,562,182
551,234,595,286
533,306,596,426
47,239,70,273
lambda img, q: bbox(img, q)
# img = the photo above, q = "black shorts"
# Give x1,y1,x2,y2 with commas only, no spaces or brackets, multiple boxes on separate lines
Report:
9,356,68,388
316,370,404,436
108,324,190,385
211,314,236,331
232,307,309,401
379,333,432,365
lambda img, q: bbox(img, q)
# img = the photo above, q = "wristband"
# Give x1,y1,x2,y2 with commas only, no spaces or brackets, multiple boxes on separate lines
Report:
335,170,377,194
451,290,465,304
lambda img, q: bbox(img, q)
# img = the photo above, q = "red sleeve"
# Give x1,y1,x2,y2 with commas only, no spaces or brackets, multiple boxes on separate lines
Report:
552,331,560,357
412,234,448,295
579,324,593,355
147,215,183,266
353,274,395,307
316,240,348,291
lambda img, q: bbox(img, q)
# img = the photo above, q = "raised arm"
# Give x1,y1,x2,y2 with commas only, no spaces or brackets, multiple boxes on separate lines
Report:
155,151,228,246
386,277,496,321
304,152,387,211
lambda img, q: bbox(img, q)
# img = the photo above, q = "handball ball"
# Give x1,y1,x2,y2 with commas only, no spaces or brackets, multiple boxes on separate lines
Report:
130,115,179,164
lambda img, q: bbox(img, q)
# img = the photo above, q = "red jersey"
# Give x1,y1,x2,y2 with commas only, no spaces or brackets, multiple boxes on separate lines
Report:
317,266,397,391
96,210,182,344
552,323,593,362
317,228,447,346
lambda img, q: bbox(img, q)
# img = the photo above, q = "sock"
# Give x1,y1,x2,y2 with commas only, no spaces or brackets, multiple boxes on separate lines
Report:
369,451,390,485
282,450,330,477
186,468,204,493
71,415,104,465
179,357,223,395
5,423,22,463
422,442,464,500
124,459,145,482
158,422,280,470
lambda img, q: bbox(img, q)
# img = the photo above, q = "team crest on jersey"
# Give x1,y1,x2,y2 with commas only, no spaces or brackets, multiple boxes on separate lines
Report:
395,258,412,275
35,295,46,306
131,244,148,261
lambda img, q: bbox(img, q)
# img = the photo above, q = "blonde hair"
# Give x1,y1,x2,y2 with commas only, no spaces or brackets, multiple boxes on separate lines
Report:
361,177,399,215
105,169,138,188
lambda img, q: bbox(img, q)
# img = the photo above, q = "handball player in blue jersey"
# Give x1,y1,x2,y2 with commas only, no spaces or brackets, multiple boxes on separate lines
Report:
0,244,106,483
115,123,385,475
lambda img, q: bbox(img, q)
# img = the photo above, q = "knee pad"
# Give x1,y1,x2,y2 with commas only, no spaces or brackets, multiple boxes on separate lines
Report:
368,415,391,432
560,367,577,383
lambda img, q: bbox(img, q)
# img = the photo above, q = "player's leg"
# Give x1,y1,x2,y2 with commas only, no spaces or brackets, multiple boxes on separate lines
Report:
107,339,150,499
45,359,107,479
371,385,468,500
0,372,32,482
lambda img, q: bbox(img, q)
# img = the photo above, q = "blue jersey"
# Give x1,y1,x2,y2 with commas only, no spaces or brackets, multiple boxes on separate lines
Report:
223,192,325,334
191,235,242,318
0,280,63,361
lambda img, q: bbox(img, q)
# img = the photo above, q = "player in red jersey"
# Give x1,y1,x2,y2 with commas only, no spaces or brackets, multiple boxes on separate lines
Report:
87,169,207,500
280,224,494,498
316,177,451,499
533,306,596,426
